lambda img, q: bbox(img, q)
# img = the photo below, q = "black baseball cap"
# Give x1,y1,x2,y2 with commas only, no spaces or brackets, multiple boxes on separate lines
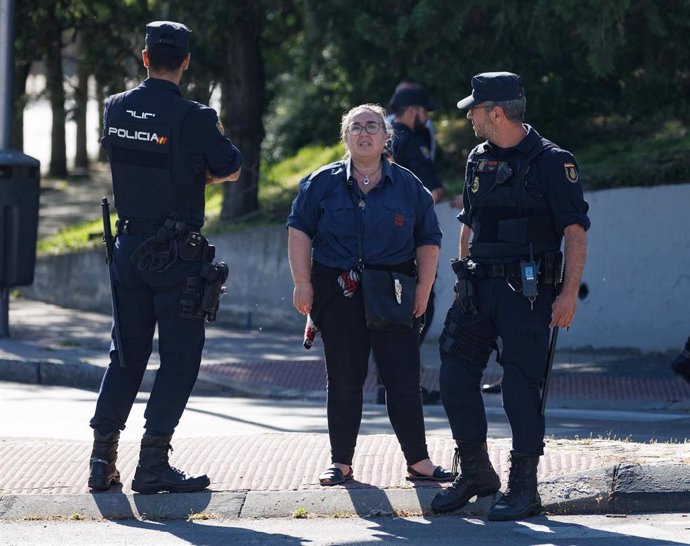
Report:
389,87,437,111
456,72,524,109
145,21,191,52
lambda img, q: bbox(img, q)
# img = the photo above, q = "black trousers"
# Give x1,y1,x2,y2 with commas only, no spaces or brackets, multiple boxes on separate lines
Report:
313,272,429,467
90,233,206,437
439,278,555,456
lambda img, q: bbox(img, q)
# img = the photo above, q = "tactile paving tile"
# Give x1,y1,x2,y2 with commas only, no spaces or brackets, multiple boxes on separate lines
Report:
0,435,629,495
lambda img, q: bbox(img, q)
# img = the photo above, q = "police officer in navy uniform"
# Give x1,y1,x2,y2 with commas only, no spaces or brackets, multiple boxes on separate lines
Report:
88,21,242,494
389,86,445,205
388,85,446,404
671,337,690,384
431,72,589,520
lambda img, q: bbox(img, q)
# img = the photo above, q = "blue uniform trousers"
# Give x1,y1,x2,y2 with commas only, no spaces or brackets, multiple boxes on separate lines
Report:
90,233,205,437
439,278,555,455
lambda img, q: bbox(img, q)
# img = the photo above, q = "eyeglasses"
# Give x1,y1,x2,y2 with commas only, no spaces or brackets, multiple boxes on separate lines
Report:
347,122,384,135
469,104,494,113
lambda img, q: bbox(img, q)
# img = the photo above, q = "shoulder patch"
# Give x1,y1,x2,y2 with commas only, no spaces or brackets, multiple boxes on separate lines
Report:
564,162,579,183
216,119,225,136
419,145,431,159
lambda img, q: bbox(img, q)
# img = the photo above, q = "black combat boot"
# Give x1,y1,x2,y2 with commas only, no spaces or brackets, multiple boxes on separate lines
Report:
131,433,210,494
487,451,541,521
88,430,121,491
431,441,501,513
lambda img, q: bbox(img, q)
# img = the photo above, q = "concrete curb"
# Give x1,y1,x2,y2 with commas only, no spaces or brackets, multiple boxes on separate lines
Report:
0,491,245,520
196,368,325,401
611,463,690,513
1,464,688,520
0,355,329,401
0,356,244,397
0,356,149,392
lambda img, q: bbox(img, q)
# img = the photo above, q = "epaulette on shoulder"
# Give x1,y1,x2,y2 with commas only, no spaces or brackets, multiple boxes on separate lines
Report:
537,138,572,161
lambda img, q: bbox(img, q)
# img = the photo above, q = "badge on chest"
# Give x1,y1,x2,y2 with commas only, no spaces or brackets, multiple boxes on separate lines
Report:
470,159,513,194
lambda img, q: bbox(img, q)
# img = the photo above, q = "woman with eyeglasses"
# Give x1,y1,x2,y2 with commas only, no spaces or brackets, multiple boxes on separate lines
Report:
287,103,454,486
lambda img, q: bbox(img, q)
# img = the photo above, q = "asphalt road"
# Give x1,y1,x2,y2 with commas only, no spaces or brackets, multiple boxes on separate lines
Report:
1,513,689,545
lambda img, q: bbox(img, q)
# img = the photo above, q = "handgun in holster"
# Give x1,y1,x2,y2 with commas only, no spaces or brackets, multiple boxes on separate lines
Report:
451,257,478,315
199,259,229,323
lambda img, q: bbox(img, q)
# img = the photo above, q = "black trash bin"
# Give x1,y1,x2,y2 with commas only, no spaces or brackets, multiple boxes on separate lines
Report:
0,150,40,288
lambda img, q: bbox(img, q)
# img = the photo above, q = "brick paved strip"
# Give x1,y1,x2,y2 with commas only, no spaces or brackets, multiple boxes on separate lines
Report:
0,435,625,496
201,362,690,401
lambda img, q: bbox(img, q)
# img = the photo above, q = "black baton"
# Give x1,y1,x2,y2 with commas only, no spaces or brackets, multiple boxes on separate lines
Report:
101,198,126,368
540,326,559,416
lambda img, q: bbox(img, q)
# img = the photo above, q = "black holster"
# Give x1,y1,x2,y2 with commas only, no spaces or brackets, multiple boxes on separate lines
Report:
451,258,478,315
178,243,229,323
541,251,564,287
131,215,189,272
199,259,229,323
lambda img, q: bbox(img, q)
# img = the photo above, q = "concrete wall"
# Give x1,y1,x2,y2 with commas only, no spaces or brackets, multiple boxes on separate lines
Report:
23,183,690,351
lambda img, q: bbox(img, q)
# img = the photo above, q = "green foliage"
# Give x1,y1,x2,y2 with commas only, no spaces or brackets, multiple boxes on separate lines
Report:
262,0,690,162
36,218,104,255
261,143,342,203
577,121,690,190
17,0,690,225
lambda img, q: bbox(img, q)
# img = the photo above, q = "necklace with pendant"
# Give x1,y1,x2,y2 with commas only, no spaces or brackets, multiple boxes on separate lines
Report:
354,163,380,186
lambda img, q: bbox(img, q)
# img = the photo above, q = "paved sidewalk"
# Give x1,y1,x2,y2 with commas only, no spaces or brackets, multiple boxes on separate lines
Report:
3,297,690,408
1,296,690,520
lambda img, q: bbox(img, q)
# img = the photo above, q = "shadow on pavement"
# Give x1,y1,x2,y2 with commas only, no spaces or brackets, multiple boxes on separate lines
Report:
91,490,303,545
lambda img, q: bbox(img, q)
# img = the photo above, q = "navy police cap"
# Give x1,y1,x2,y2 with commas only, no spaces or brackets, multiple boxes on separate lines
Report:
145,21,191,51
390,87,437,111
457,72,524,109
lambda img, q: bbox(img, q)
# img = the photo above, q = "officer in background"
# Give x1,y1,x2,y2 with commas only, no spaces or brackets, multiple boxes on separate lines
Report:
388,84,446,404
671,336,690,384
431,72,589,520
389,85,445,204
88,21,242,494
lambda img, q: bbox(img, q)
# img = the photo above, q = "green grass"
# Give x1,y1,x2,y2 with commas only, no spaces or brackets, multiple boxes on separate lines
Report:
576,120,690,190
432,116,690,193
36,216,109,255
292,507,309,519
258,143,343,216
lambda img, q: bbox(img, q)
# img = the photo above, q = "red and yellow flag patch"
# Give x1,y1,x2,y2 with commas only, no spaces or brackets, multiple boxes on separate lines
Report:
564,163,578,183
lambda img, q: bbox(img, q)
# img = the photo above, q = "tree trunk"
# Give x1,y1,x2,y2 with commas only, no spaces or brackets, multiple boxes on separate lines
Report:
46,13,67,177
74,38,89,172
12,62,31,151
95,80,107,163
219,6,265,221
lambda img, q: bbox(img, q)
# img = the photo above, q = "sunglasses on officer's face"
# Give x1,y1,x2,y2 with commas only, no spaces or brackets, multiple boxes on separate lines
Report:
347,122,384,135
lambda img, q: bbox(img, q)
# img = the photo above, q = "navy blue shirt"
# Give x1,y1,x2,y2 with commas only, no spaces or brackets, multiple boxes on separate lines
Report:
458,125,590,235
391,122,443,193
101,78,241,226
287,157,442,271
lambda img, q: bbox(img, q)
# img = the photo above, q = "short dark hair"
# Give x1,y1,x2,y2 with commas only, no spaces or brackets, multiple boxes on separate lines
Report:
146,44,188,72
484,96,527,122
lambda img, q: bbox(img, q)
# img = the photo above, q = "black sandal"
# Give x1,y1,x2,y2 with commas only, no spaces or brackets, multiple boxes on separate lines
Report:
406,465,456,482
319,465,353,486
